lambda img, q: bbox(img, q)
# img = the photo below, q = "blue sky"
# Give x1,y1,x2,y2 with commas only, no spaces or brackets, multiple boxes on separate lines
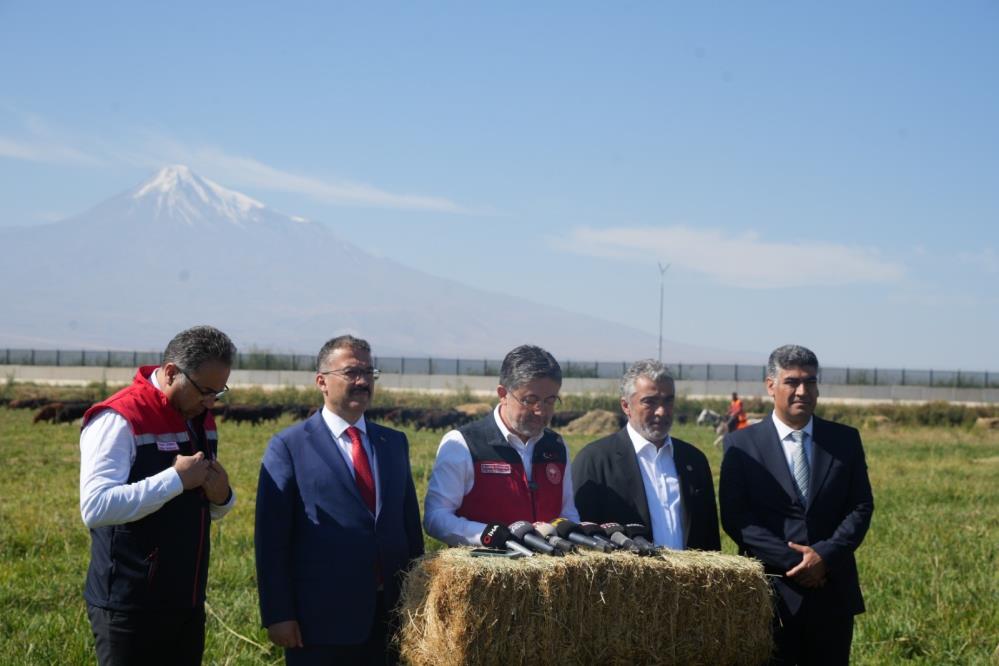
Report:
1,2,997,370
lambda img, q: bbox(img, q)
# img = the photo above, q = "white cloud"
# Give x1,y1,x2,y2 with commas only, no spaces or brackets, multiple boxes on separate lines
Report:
0,108,476,214
560,225,906,288
131,134,476,214
957,247,998,275
0,136,103,166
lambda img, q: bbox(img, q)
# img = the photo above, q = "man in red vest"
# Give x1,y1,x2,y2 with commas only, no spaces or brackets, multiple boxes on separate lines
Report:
423,344,580,547
79,325,237,666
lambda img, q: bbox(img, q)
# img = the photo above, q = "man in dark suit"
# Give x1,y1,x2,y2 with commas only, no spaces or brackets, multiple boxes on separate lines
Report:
573,359,721,551
255,335,424,665
720,344,874,665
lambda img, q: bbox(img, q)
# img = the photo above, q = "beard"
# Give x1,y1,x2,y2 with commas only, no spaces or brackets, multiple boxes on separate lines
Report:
635,418,672,443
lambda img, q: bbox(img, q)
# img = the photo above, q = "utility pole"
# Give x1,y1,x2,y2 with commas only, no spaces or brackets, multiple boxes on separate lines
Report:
657,262,670,361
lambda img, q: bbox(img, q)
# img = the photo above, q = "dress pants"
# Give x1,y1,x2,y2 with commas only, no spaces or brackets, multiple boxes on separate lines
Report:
87,604,206,666
770,598,855,666
285,592,392,666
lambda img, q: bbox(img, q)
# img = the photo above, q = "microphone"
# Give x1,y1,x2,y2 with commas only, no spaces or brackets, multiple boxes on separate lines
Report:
480,523,534,557
601,523,646,555
508,521,559,556
578,521,620,550
624,523,660,554
551,518,613,552
533,522,577,553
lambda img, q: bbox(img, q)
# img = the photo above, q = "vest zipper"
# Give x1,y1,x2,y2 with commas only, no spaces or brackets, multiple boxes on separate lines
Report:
191,506,207,607
146,547,160,586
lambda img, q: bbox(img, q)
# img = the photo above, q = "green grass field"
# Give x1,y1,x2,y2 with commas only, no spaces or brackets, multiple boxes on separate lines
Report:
1,406,996,665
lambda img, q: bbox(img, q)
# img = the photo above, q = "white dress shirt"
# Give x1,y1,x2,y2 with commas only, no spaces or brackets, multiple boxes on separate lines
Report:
423,406,580,546
319,406,382,518
627,423,686,550
79,369,236,529
771,412,815,479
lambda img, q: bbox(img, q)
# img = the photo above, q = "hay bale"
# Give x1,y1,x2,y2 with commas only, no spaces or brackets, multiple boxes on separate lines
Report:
455,402,493,417
397,549,772,666
561,409,621,436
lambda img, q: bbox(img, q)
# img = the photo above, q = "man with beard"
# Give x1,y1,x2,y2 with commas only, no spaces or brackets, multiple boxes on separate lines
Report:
255,335,424,665
424,344,580,546
572,359,721,551
720,345,873,665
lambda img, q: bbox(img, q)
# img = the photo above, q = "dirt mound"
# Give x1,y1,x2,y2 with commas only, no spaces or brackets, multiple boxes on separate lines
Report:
561,409,621,436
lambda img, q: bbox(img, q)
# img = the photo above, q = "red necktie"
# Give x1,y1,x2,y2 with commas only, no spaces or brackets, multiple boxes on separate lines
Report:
346,426,376,514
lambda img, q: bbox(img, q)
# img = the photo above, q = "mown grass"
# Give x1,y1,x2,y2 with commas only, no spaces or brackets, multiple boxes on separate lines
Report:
1,406,997,664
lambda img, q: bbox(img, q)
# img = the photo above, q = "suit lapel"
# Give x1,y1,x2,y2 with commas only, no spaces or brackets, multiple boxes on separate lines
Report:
614,429,653,530
758,415,800,503
368,421,396,523
806,417,834,510
306,412,373,516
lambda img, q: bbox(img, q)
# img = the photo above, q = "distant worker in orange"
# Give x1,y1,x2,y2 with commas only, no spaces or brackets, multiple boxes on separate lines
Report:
727,392,748,432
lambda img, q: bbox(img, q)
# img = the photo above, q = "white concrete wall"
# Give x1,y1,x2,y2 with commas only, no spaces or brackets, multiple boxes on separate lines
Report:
2,365,997,404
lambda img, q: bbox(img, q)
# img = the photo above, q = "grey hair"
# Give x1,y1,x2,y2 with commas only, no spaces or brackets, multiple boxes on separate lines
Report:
162,325,236,371
317,335,371,372
499,345,562,389
620,359,674,398
767,344,820,379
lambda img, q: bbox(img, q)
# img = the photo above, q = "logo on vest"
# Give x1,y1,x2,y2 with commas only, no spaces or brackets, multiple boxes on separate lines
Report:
481,462,512,475
157,441,180,452
545,463,562,485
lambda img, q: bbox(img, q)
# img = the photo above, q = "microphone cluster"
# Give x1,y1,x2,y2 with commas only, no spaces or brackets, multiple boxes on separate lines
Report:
475,520,661,558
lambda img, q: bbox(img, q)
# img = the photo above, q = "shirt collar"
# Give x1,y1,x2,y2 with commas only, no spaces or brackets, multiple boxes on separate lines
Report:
626,422,673,458
322,406,367,439
149,368,162,391
771,412,814,442
493,405,542,448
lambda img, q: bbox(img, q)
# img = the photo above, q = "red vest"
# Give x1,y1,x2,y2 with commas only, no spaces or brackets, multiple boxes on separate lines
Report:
455,413,567,526
83,366,217,610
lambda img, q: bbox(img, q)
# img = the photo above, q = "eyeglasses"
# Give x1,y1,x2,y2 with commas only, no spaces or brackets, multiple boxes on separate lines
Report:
507,391,561,409
319,366,381,382
180,369,230,400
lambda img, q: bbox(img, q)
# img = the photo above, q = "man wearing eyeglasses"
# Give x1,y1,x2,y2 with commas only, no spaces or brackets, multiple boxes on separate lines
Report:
255,335,424,665
79,325,237,666
424,344,580,547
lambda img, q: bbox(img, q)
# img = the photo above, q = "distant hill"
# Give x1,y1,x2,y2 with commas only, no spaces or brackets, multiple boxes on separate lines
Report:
0,165,760,364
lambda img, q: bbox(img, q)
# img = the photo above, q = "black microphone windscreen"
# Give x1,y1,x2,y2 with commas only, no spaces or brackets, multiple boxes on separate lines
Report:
624,523,652,540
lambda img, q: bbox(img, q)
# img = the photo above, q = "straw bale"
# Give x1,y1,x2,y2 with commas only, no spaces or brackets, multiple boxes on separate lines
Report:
561,409,621,436
397,548,772,666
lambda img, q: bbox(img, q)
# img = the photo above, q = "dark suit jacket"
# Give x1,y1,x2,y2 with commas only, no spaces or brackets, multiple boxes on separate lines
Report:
255,412,424,646
572,428,721,551
719,414,873,618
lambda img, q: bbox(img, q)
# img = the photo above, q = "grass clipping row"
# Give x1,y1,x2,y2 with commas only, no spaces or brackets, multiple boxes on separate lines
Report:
397,548,772,665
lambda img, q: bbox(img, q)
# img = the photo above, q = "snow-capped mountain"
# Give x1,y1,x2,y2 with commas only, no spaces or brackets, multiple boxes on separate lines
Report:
0,166,754,363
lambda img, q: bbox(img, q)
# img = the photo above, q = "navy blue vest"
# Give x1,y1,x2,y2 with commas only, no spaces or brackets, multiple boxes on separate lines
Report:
84,388,215,611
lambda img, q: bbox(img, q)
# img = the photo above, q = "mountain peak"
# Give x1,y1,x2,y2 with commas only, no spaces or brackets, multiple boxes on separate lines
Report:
130,165,265,227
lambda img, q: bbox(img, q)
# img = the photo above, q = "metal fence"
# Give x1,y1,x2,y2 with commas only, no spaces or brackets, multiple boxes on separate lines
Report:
1,348,996,388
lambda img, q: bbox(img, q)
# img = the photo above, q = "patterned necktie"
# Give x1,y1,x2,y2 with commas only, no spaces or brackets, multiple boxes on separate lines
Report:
346,426,376,514
790,430,810,503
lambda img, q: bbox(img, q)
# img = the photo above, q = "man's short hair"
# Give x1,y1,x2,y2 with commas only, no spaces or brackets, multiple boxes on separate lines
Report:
620,359,673,399
767,344,820,379
316,335,371,372
499,345,562,390
162,325,236,371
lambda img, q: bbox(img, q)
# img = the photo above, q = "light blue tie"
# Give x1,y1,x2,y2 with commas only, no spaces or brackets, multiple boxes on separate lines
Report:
790,430,810,503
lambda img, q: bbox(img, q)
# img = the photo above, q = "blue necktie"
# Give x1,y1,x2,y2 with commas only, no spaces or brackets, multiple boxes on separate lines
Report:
790,430,810,503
